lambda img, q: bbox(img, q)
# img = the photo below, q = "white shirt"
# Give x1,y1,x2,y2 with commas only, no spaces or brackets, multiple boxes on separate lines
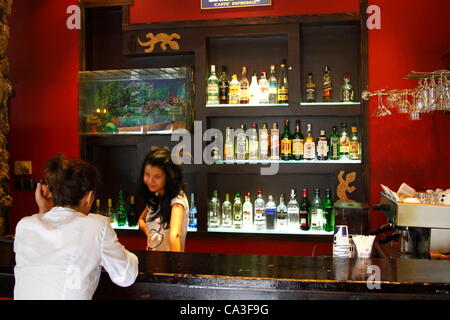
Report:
13,207,139,300
145,193,189,252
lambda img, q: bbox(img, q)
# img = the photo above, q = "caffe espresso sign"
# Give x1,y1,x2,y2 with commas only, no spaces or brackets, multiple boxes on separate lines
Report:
201,0,271,9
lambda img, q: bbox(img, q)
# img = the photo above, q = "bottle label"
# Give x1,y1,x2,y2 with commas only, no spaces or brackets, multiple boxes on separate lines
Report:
229,84,239,104
292,139,304,156
271,132,279,158
255,209,264,220
234,212,242,221
330,137,339,158
317,140,329,157
243,210,251,224
224,143,234,160
304,141,315,159
266,208,276,216
278,87,288,102
249,141,259,159
306,87,316,102
281,138,291,155
349,141,359,155
340,137,349,153
240,88,249,103
300,218,307,225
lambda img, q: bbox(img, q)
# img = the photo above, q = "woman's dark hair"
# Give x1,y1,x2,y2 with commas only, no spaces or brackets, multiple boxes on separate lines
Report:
44,154,100,207
140,148,185,229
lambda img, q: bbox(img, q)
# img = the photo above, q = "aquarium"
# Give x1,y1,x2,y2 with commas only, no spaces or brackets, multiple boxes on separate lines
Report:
78,67,194,135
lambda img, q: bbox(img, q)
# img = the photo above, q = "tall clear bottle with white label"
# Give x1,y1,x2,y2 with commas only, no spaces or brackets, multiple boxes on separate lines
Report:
265,194,276,230
233,192,243,229
304,123,316,160
248,123,259,161
221,193,233,228
270,122,280,160
206,65,219,105
287,189,300,230
276,194,288,230
258,71,269,104
249,72,260,104
242,192,253,230
259,123,269,160
224,126,234,161
254,190,266,231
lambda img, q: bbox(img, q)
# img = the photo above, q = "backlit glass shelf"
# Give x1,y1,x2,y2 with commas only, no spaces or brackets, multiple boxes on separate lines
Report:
300,102,361,106
215,159,361,164
206,103,289,107
208,227,333,236
111,222,139,230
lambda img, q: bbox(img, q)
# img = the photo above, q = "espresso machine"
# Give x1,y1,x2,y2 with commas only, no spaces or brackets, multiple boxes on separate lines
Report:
374,192,450,259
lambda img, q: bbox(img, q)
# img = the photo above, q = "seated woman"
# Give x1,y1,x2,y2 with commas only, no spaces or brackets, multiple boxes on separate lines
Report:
13,154,139,300
138,148,189,252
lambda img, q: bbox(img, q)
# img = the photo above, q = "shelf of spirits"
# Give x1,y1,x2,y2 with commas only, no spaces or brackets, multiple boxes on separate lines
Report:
207,228,333,236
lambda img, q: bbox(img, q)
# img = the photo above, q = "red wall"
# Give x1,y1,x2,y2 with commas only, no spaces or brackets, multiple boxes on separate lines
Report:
7,0,450,256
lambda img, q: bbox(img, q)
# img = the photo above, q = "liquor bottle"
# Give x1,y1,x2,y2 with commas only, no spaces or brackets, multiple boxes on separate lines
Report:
265,194,276,230
219,66,229,104
128,195,138,227
304,123,316,160
242,192,253,230
116,190,128,227
259,123,269,160
258,71,269,104
235,124,249,160
188,193,198,231
249,72,260,105
310,188,323,230
292,120,304,160
339,122,349,159
349,125,361,160
221,193,233,228
207,64,220,105
94,198,102,215
322,189,334,232
278,59,288,103
317,130,329,161
329,126,340,160
268,64,278,104
248,123,259,161
322,66,333,102
305,72,317,103
287,189,300,230
270,122,280,160
107,198,116,224
254,189,266,230
340,72,354,102
239,66,249,104
233,192,243,229
276,194,288,230
229,74,240,104
208,190,221,229
224,126,235,161
280,119,292,161
299,188,310,231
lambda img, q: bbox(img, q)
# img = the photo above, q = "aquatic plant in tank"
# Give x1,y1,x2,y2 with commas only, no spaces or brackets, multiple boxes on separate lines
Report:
78,67,194,135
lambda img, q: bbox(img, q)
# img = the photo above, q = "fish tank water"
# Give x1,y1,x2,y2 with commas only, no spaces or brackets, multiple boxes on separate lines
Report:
78,67,194,135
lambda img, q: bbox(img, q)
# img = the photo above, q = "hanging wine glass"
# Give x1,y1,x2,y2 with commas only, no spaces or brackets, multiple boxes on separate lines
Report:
428,76,437,112
435,74,446,111
386,90,400,109
373,91,391,117
409,91,421,120
397,90,410,114
444,75,450,111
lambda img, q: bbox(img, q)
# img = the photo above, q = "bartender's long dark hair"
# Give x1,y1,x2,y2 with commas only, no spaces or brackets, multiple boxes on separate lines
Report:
140,148,185,229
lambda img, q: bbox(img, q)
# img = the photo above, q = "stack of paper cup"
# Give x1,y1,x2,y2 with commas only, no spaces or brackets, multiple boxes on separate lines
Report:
333,225,350,258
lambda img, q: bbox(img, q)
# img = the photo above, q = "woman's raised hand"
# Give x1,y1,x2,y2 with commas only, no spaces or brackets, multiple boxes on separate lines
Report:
35,182,54,213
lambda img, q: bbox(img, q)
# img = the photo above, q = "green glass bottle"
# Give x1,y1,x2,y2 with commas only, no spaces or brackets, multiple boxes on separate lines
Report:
329,126,340,160
117,190,128,227
322,189,335,232
127,195,138,227
310,188,323,231
280,119,292,161
233,192,243,229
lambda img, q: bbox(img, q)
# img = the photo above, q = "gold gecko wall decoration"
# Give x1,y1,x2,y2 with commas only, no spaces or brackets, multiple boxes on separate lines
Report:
138,32,181,53
336,170,356,203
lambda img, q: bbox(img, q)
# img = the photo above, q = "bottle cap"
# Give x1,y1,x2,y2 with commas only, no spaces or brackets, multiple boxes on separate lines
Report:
320,130,325,135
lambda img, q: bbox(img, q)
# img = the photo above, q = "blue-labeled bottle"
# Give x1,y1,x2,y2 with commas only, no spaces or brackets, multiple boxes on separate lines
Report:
189,193,198,231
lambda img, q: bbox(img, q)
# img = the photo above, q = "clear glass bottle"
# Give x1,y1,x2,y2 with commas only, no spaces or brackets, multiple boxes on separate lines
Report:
292,119,304,160
254,189,266,231
276,194,288,230
259,123,269,160
248,123,259,161
116,190,128,227
310,188,323,231
258,71,269,104
229,74,240,104
287,189,300,230
107,198,116,224
221,193,233,228
249,72,260,105
239,66,249,104
322,189,334,232
339,122,349,159
340,72,354,102
349,125,361,160
208,190,221,229
322,66,333,102
268,64,278,104
242,192,253,230
224,126,235,161
265,194,276,230
329,126,340,160
270,122,280,160
235,124,249,160
219,65,229,104
233,192,243,229
304,123,316,160
299,188,310,231
94,198,102,215
278,59,288,103
188,193,198,231
207,64,220,105
317,129,329,161
305,72,317,103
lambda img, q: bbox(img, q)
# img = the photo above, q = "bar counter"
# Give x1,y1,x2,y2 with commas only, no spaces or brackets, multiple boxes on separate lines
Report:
2,239,449,300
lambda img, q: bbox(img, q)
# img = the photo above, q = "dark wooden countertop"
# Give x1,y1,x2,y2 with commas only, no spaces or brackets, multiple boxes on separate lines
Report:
1,239,450,300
